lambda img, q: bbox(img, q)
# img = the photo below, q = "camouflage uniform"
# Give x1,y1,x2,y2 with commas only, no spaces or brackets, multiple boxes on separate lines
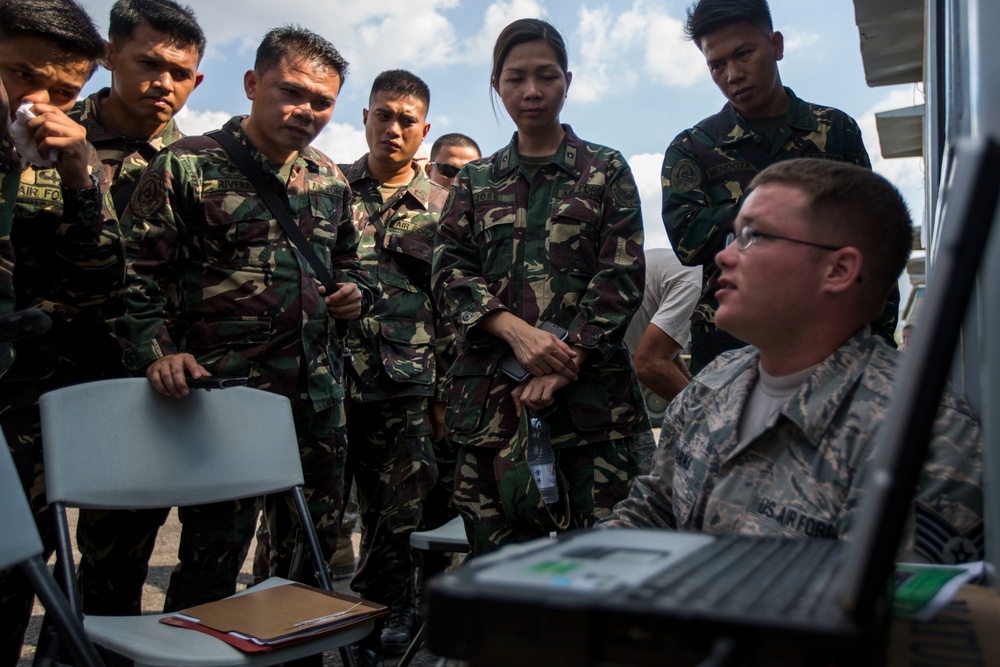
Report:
600,330,984,565
339,156,450,612
0,101,122,663
0,82,17,377
116,115,376,610
432,125,649,555
661,87,896,372
69,88,183,616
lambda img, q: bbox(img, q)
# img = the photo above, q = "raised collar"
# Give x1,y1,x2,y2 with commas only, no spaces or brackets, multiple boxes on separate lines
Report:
492,124,584,180
711,87,818,146
342,154,434,207
223,114,323,175
74,88,182,146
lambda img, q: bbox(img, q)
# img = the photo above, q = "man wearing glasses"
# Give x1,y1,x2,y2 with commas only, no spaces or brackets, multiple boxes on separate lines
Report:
601,159,983,566
424,132,480,188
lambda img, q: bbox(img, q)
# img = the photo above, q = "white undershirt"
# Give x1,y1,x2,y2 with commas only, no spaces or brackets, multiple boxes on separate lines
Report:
737,363,819,444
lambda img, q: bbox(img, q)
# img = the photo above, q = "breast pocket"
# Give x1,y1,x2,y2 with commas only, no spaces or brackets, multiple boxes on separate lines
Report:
549,197,601,276
473,201,516,282
379,317,434,385
201,193,274,269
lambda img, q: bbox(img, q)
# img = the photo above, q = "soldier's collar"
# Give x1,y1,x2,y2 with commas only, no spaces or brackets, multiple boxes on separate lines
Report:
493,125,582,179
719,88,818,145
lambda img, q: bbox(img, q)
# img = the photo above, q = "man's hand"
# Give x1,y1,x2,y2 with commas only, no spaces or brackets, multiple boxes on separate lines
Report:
146,353,211,398
512,373,571,412
25,103,92,189
321,282,362,320
431,400,447,443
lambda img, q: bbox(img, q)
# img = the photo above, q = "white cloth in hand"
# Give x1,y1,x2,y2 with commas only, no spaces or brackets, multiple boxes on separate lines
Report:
12,101,58,168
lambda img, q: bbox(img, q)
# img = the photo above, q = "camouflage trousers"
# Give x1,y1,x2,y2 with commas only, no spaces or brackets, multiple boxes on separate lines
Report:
164,398,348,612
346,396,437,607
454,438,639,556
76,507,170,614
0,407,51,667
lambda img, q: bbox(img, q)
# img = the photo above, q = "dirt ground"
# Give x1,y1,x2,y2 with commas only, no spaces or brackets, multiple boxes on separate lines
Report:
19,508,444,667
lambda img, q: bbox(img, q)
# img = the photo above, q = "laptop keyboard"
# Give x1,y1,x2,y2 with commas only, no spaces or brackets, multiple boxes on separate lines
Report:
625,535,844,618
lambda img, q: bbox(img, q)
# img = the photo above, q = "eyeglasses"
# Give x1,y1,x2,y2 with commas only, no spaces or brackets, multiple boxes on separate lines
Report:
725,226,843,253
430,162,461,178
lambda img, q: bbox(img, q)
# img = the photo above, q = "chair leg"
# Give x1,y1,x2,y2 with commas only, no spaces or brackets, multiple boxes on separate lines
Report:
396,620,426,667
21,557,104,667
339,644,357,667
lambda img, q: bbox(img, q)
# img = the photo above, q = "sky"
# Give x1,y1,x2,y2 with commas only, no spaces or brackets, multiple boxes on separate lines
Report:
77,0,926,254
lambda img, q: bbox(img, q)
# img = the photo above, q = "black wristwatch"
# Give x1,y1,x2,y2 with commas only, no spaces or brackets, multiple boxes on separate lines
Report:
61,172,100,206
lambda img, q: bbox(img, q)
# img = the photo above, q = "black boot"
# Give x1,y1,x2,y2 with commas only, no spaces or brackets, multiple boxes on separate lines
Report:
380,581,416,656
354,629,384,667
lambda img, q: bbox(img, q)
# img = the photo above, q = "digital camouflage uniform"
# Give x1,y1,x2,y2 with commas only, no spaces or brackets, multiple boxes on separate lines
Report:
661,88,897,372
69,88,184,616
339,155,452,622
116,115,376,611
432,125,649,555
0,101,122,663
600,330,984,565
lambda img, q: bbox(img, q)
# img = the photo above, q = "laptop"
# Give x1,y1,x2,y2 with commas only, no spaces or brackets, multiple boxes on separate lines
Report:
424,135,1000,667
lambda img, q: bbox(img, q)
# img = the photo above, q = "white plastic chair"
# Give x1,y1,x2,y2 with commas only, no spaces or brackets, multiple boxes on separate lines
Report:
0,433,104,667
39,378,368,667
398,516,470,667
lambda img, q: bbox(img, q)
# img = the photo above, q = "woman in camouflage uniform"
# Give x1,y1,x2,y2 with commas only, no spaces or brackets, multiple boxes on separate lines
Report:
432,18,650,555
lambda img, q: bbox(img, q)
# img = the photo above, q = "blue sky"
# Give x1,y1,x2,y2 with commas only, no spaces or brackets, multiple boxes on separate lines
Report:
78,0,925,253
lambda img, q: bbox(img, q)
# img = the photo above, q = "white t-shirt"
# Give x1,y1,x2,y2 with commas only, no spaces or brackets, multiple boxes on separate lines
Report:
624,247,702,354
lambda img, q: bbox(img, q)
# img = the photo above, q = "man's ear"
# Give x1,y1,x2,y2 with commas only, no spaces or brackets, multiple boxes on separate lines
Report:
771,30,784,61
243,70,257,100
822,246,863,294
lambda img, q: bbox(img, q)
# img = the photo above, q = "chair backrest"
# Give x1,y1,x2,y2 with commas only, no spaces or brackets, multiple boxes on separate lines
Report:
0,434,44,570
40,378,304,509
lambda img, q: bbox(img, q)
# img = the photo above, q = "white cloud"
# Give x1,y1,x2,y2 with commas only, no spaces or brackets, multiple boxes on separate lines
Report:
465,0,549,66
643,13,706,88
783,32,820,54
173,107,237,136
312,121,370,165
628,151,671,250
568,0,703,102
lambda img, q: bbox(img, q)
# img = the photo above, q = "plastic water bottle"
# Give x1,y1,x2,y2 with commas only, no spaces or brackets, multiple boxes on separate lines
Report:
527,412,559,505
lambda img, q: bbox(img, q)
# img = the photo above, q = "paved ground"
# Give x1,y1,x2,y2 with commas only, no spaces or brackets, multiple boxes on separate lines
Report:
19,508,444,667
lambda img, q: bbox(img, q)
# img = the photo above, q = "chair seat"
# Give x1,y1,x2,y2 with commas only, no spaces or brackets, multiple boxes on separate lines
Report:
409,517,469,553
84,578,372,667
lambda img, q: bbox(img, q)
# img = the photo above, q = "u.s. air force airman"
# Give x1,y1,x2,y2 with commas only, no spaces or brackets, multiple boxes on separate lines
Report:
602,159,983,566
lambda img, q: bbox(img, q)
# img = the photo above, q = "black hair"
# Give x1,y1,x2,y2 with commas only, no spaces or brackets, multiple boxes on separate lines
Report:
255,25,349,85
0,0,106,75
489,18,568,117
430,133,481,161
109,0,206,61
684,0,774,45
369,69,430,110
749,159,912,317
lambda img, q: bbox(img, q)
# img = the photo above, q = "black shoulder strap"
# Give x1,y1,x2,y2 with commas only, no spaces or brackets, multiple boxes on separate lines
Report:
106,143,158,219
205,129,338,293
